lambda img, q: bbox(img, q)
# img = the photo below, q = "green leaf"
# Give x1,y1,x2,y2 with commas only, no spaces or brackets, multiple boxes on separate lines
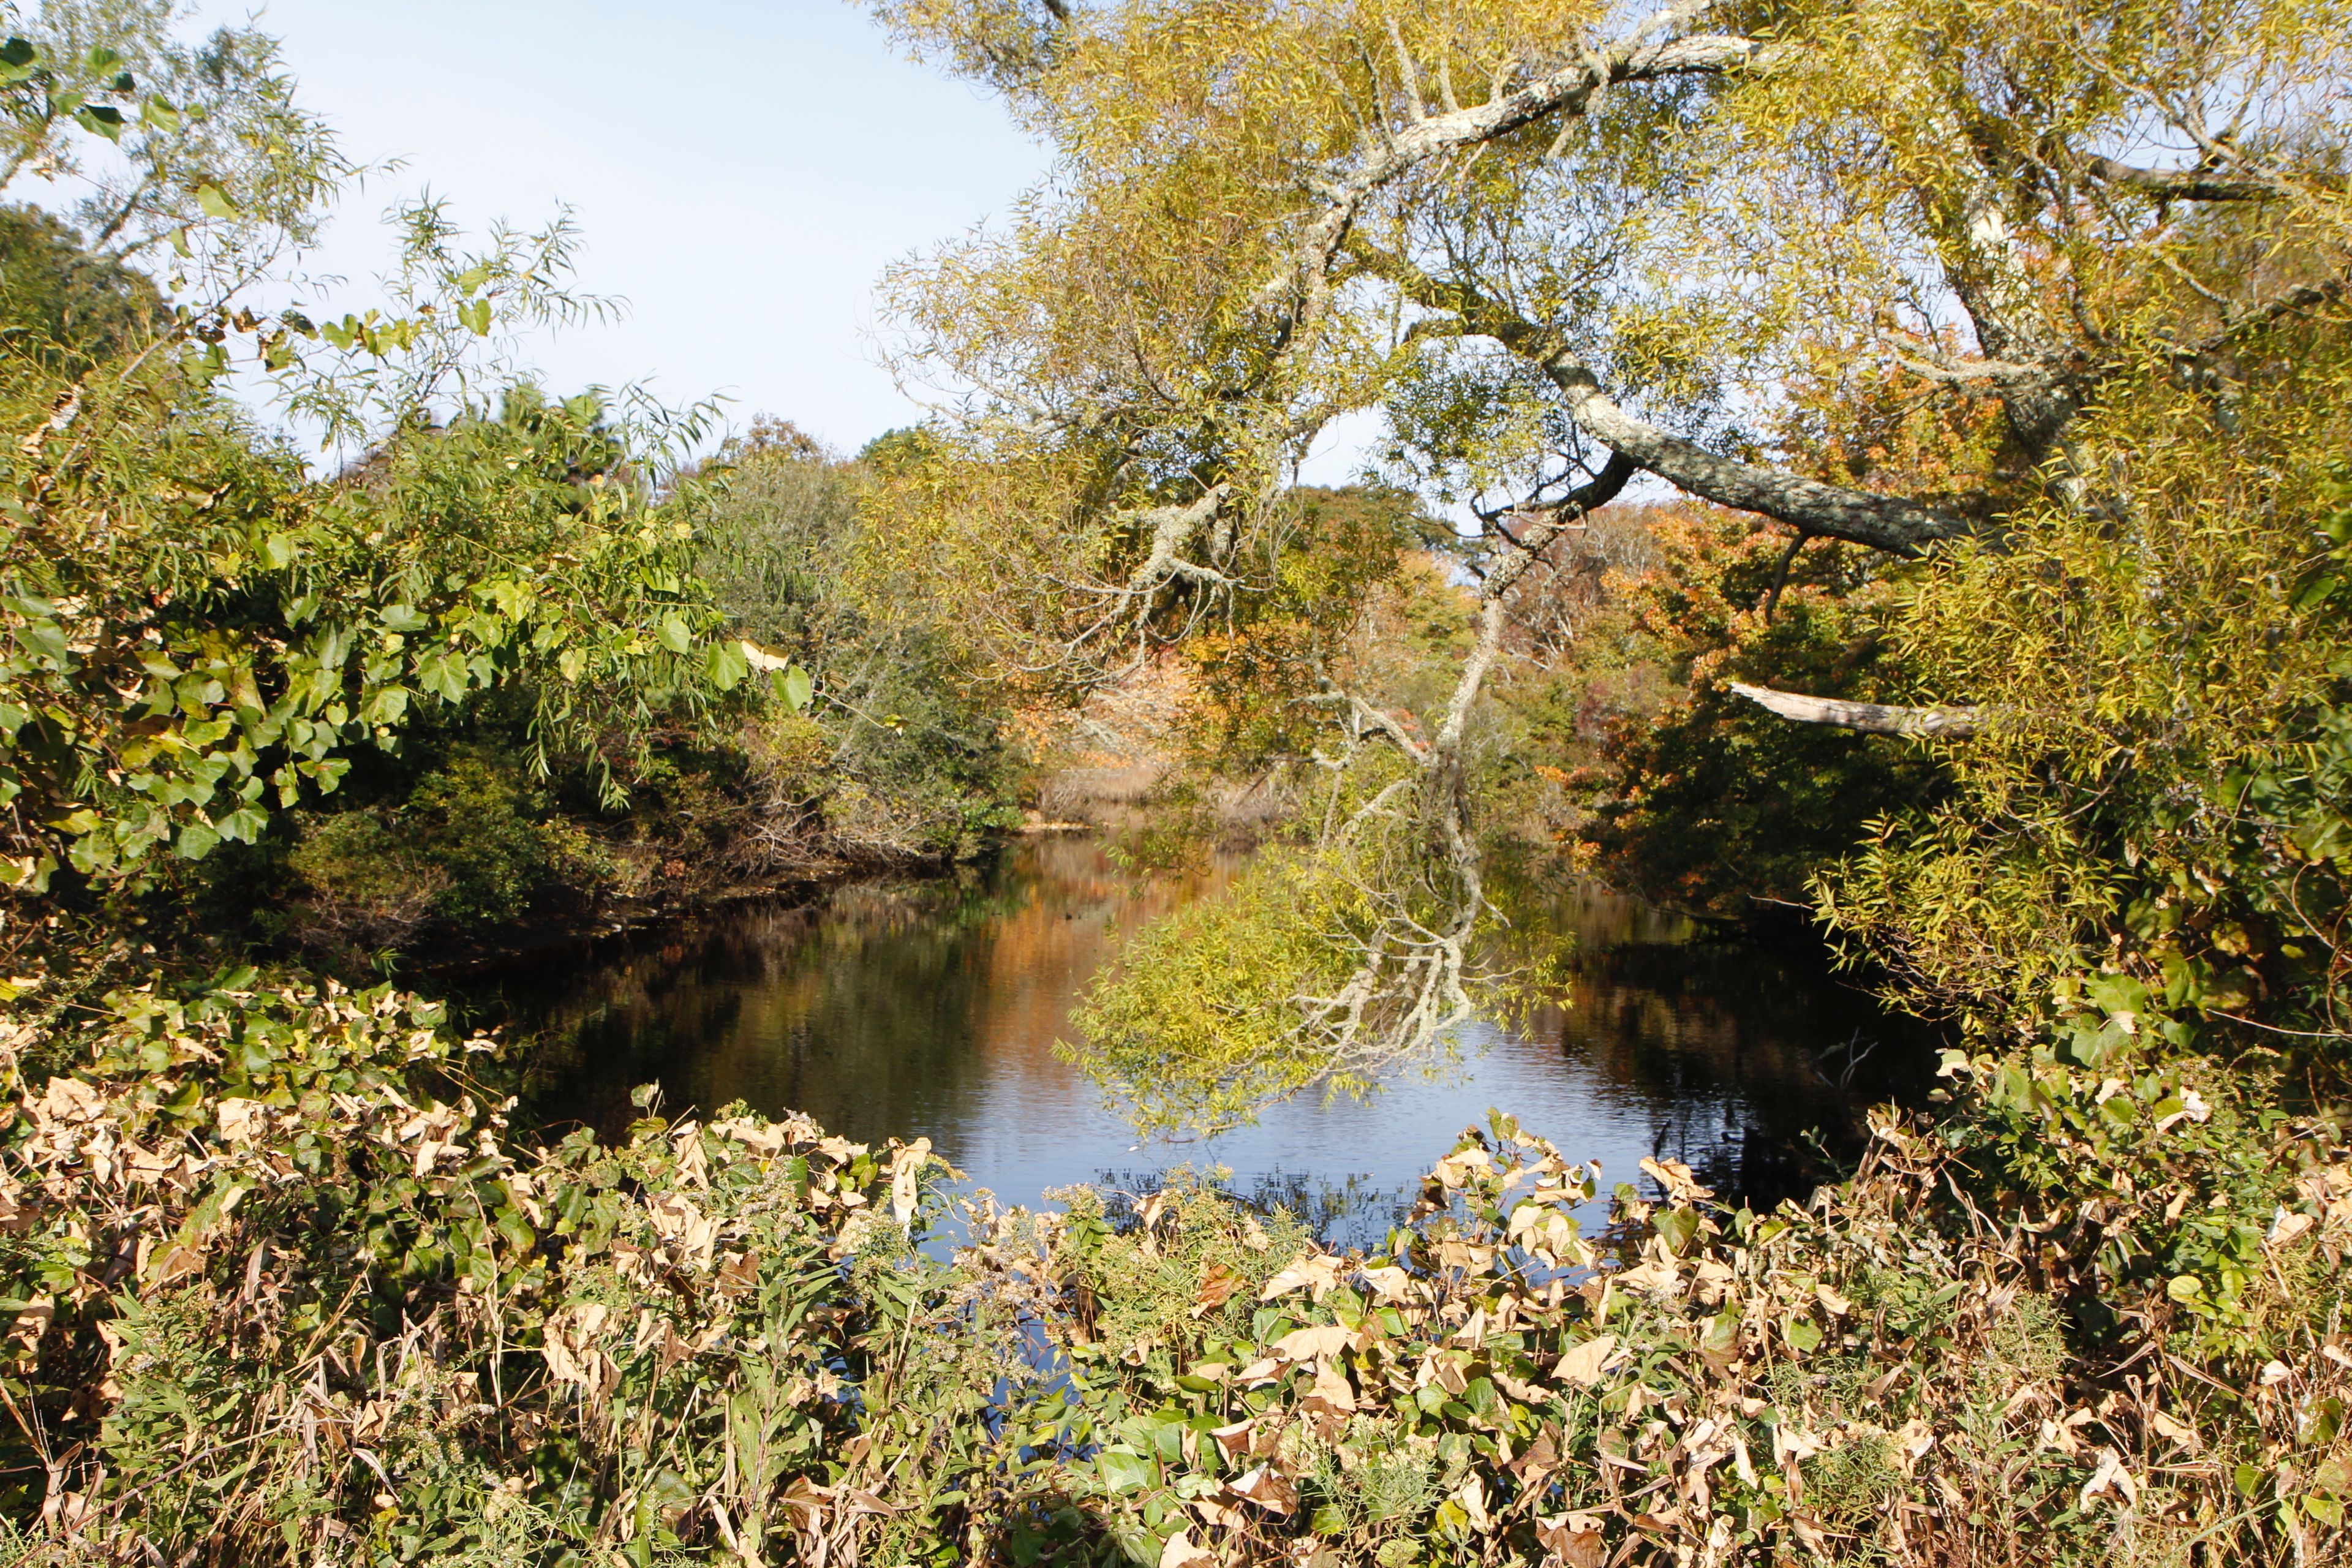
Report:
656,612,693,655
194,183,239,221
73,104,124,141
216,805,268,844
781,664,813,714
15,618,67,663
0,854,51,892
141,97,181,133
416,652,469,705
706,638,748,692
1096,1447,1155,1495
0,38,35,69
459,297,492,336
1781,1315,1823,1354
176,820,221,861
1654,1205,1700,1256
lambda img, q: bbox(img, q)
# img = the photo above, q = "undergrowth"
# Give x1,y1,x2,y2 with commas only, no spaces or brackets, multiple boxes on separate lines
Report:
0,975,2342,1564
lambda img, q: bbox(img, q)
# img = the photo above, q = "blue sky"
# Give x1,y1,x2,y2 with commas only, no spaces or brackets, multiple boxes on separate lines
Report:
197,1,1046,454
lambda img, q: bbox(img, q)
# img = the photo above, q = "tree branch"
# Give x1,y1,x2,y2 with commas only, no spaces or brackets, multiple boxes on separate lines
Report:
1728,681,1981,737
1480,314,1965,555
2177,275,2349,363
2079,155,2277,204
1260,17,1769,370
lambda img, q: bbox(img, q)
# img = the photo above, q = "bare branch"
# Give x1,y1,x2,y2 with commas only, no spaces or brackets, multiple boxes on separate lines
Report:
2177,275,2350,363
1729,682,1981,738
1501,325,1965,556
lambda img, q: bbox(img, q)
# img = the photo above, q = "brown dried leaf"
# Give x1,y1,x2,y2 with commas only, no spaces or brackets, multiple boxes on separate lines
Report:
1259,1251,1343,1302
1554,1333,1622,1388
1159,1525,1214,1568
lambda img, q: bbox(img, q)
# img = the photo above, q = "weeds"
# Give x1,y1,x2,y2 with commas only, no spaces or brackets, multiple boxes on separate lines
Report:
0,978,2345,1564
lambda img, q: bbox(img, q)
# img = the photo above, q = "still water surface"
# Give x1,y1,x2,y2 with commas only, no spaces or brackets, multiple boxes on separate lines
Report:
507,837,1937,1243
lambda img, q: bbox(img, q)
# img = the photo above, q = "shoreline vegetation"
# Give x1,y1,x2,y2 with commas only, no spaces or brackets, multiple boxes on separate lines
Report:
0,0,2348,1562
0,978,2343,1565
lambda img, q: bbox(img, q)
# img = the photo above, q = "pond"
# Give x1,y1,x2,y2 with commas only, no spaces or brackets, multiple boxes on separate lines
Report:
496,836,1941,1246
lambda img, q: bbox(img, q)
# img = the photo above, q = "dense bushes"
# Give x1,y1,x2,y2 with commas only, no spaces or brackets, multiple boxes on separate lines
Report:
0,207,1024,979
282,747,617,946
678,420,1028,867
1503,503,1948,923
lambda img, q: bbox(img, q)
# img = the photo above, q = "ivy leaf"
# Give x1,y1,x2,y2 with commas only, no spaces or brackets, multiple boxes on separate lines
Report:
1095,1447,1155,1494
459,297,492,336
194,183,239,221
176,820,221,861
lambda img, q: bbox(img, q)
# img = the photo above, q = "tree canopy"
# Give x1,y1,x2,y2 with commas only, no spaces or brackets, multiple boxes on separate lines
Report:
870,0,2352,1115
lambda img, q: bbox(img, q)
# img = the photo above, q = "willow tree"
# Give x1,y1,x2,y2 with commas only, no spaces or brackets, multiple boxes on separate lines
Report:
870,0,2352,1125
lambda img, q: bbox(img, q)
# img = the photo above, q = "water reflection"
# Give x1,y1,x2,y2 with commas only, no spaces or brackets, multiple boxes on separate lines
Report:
500,837,1940,1246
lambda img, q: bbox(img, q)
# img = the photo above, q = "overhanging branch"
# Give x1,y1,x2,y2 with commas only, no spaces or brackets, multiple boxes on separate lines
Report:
2080,155,2278,204
1730,681,1981,738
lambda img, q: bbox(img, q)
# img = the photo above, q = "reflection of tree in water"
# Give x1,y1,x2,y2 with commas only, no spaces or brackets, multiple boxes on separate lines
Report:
501,837,1227,1142
1097,1168,1416,1253
490,843,1943,1223
1550,916,1944,1209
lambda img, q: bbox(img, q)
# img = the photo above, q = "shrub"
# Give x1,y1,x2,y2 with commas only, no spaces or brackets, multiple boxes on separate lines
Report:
0,982,2347,1564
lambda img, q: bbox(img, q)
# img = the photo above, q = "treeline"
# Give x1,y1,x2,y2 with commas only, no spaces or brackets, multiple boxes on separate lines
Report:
0,243,1025,987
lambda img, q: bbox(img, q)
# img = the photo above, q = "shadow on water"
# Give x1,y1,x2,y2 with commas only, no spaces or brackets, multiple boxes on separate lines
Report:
486,837,1944,1248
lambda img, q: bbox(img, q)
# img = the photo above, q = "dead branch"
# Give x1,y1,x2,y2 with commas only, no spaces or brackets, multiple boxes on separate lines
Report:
1729,681,1981,738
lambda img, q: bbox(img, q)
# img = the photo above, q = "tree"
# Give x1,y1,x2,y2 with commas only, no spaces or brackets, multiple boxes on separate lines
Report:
869,0,2352,1115
0,1,345,271
0,200,159,365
